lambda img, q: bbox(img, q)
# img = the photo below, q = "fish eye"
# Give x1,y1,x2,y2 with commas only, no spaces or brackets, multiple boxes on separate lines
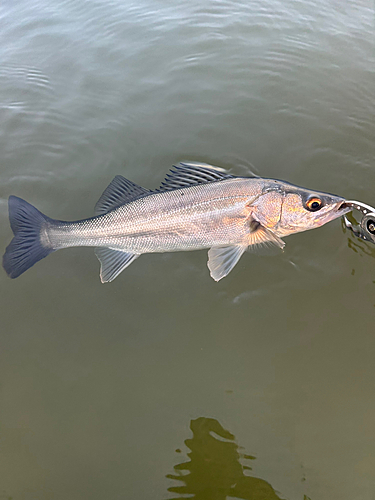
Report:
305,197,323,212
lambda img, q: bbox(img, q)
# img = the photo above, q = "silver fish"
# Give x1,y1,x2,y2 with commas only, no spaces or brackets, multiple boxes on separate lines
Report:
2,162,350,282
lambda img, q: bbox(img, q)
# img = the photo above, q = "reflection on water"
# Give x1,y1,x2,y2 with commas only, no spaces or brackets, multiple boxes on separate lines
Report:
166,417,284,500
0,0,374,498
347,236,375,258
341,216,375,259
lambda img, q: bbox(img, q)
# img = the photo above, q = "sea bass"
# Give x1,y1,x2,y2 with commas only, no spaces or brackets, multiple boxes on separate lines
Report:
2,162,350,282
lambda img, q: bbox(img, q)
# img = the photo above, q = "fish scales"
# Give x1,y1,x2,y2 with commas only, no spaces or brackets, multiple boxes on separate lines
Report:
46,178,264,253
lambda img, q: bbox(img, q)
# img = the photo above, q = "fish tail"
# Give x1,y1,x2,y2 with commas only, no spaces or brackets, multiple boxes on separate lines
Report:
3,196,55,279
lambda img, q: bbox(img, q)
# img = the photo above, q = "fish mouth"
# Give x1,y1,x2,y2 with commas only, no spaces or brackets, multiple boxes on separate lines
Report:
315,200,351,226
332,200,352,217
338,201,351,212
336,201,353,216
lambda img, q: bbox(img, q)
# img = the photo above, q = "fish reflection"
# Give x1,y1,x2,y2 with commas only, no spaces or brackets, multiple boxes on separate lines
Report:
166,417,284,500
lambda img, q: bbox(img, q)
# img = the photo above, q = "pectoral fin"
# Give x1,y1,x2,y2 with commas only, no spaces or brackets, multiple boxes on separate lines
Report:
207,244,247,282
247,221,285,255
207,222,285,282
95,247,139,283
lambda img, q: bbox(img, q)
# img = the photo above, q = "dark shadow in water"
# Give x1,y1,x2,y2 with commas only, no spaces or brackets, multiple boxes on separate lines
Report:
166,417,284,500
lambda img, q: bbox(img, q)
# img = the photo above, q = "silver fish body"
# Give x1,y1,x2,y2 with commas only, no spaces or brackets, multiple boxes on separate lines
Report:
45,178,265,252
3,162,350,282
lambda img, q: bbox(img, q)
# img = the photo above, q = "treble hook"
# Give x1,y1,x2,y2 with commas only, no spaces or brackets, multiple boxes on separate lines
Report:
342,200,375,244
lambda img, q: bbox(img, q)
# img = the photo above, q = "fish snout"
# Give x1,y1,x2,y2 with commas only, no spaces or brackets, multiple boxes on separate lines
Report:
314,199,351,226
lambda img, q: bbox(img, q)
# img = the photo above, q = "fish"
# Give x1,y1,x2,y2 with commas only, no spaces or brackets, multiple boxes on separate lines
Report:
2,162,351,282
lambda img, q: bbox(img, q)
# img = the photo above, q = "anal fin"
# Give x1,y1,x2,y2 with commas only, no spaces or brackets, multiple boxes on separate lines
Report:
95,247,139,283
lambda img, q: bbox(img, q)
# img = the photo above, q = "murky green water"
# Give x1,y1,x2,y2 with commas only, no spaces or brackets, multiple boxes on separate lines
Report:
0,1,374,499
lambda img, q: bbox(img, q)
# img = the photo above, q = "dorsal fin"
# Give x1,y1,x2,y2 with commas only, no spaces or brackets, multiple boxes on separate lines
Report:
158,162,234,191
94,175,151,215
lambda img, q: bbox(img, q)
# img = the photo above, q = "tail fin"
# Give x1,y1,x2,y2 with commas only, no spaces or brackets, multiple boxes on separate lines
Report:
3,196,54,279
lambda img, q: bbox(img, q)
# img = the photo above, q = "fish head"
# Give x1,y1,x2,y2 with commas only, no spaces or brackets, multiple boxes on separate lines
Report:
249,181,350,236
276,185,350,236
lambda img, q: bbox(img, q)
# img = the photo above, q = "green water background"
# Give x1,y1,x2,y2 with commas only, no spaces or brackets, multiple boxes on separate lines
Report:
0,1,374,499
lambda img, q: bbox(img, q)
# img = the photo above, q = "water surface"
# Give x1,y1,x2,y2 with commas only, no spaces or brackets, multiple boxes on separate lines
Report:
0,1,374,499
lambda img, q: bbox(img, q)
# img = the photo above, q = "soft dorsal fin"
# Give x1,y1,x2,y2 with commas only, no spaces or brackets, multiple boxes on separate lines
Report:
158,162,234,191
94,175,151,215
95,247,139,282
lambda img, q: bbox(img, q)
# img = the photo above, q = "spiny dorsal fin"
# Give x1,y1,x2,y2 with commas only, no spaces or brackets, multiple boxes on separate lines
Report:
158,162,234,191
94,175,151,215
95,247,139,282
